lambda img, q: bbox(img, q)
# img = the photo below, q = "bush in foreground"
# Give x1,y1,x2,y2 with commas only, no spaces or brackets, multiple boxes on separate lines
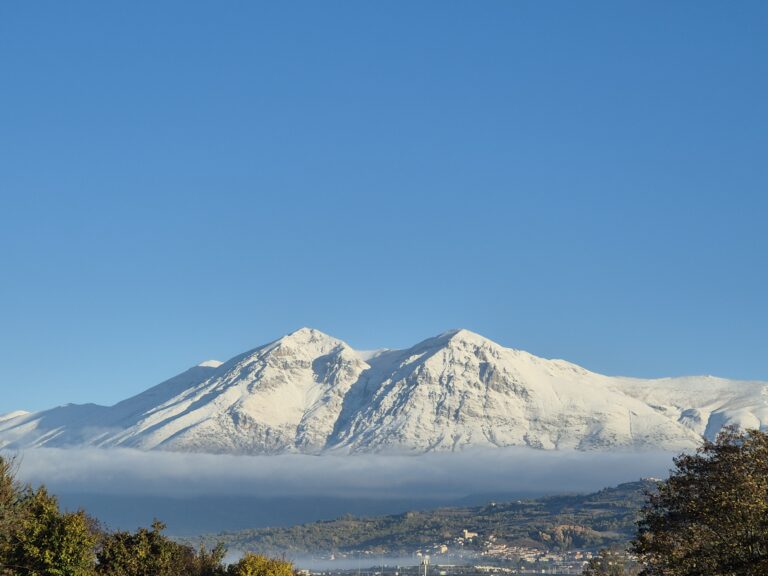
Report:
228,553,294,576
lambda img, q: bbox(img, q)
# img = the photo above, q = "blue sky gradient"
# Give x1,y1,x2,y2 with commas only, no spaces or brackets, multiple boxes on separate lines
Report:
1,1,766,412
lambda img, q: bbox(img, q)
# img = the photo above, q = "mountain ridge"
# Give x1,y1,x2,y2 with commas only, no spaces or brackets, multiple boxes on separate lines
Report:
1,327,766,454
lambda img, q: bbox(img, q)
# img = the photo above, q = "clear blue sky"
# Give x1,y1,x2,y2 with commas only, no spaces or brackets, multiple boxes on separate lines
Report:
1,1,766,413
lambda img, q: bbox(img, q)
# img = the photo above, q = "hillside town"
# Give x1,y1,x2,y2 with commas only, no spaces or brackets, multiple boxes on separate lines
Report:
304,529,600,575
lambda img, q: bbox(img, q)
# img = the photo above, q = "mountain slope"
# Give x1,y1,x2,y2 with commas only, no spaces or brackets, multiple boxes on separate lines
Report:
0,328,766,454
327,329,702,452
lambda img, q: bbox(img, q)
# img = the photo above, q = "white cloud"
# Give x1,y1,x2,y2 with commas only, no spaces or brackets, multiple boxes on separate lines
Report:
9,447,676,499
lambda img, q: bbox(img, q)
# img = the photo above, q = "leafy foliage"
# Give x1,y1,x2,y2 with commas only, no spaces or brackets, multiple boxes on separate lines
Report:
0,456,22,568
2,482,97,576
96,520,228,576
193,542,229,576
227,553,294,576
632,427,768,575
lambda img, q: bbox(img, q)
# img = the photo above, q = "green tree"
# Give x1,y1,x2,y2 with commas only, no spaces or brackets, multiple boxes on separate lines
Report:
582,549,640,576
632,426,768,575
96,520,228,576
227,553,294,576
4,485,97,576
190,542,228,576
96,520,196,576
0,456,19,526
0,456,23,576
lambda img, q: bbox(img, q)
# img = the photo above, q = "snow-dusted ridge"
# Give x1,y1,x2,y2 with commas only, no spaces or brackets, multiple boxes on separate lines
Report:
197,360,223,368
1,327,766,454
0,410,30,424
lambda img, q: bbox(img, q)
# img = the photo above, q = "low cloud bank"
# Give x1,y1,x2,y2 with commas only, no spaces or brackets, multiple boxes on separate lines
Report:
9,447,676,499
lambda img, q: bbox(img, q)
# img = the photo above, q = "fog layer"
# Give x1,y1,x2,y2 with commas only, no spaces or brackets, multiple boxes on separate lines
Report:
12,447,675,498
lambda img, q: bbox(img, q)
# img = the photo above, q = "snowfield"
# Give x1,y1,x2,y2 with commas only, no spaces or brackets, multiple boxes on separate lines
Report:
1,327,765,454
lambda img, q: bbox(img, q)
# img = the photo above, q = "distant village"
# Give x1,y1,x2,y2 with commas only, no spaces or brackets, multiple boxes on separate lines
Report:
304,528,600,575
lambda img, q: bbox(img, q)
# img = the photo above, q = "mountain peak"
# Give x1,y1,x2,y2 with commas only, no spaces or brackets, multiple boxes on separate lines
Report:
280,327,338,344
289,326,318,336
266,327,351,360
436,328,494,347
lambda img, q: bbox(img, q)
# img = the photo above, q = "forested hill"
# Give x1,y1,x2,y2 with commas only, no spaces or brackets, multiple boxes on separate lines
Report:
197,480,656,556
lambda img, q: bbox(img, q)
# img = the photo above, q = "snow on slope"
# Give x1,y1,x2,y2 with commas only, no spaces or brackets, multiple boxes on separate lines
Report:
0,328,765,454
101,328,368,453
327,329,703,452
0,411,30,423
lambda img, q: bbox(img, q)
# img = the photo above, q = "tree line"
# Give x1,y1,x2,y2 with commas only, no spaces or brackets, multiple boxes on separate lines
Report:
0,457,293,576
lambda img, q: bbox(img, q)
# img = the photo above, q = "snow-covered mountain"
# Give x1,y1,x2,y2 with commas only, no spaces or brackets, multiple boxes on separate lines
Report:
1,328,766,454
